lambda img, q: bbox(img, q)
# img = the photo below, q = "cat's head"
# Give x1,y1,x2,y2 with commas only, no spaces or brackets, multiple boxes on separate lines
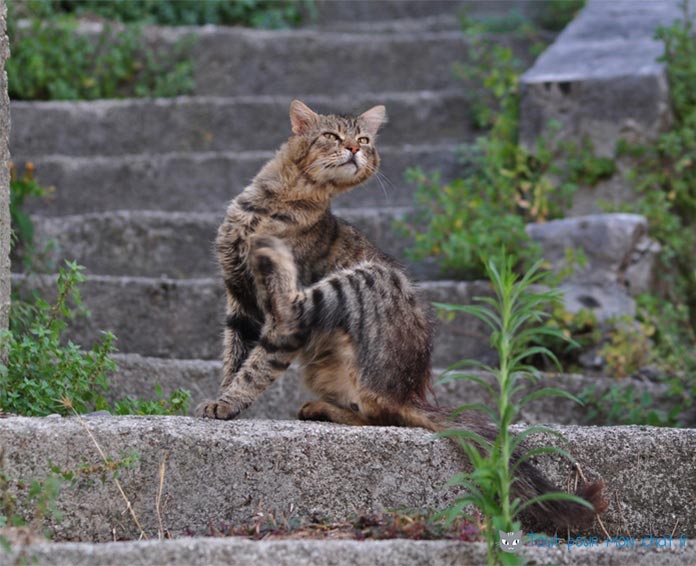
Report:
287,99,386,190
499,530,523,553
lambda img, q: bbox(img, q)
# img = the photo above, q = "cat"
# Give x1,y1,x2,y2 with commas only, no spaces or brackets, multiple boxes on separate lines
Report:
196,100,606,529
499,530,524,553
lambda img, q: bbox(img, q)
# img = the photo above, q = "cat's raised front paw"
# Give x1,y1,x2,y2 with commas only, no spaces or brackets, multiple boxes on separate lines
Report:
196,399,240,420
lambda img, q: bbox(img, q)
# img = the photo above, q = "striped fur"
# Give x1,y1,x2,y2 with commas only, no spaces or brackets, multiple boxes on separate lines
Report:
196,101,606,529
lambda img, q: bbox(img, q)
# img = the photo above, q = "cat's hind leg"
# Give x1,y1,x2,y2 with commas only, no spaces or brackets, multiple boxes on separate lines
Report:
298,400,369,425
248,235,302,330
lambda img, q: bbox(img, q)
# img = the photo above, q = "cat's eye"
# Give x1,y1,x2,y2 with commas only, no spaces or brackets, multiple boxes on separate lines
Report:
358,136,370,145
323,132,341,141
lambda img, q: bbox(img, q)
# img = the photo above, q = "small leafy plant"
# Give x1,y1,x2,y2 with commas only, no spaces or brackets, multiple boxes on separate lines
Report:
5,164,192,418
1,261,116,416
113,385,191,417
9,162,54,273
435,255,592,566
1,260,192,417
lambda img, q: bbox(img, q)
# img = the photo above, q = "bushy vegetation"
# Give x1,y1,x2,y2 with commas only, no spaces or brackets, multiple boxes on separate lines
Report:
610,6,696,358
17,0,311,28
406,4,695,427
7,0,312,101
6,2,195,101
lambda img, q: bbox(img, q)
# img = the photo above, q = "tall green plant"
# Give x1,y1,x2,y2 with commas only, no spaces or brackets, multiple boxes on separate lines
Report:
435,255,592,565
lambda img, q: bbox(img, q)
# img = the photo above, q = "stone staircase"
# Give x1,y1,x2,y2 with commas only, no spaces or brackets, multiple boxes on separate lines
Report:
5,1,695,564
10,7,545,379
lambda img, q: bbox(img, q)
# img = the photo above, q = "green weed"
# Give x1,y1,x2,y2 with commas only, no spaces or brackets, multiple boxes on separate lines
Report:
436,255,591,566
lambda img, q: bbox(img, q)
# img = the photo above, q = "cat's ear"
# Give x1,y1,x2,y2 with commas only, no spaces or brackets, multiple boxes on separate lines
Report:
358,105,387,136
290,100,319,135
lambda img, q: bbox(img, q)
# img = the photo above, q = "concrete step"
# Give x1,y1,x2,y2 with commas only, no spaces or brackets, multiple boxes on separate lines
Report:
1,417,694,541
10,92,473,158
7,538,696,566
17,144,460,215
109,353,686,427
307,0,542,28
128,24,535,97
30,208,442,281
161,28,469,96
317,13,462,33
309,0,469,26
12,274,494,365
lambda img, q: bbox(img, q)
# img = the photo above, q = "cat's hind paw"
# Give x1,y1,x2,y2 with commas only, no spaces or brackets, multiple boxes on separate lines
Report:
195,399,240,420
249,236,294,277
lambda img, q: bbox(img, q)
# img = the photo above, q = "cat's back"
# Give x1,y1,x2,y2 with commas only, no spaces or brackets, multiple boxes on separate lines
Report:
291,211,397,284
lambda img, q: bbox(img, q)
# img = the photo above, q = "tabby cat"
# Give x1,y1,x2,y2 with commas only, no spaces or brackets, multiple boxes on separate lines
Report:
196,100,606,528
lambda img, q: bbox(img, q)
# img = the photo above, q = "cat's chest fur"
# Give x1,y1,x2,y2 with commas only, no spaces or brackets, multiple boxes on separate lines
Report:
219,194,339,286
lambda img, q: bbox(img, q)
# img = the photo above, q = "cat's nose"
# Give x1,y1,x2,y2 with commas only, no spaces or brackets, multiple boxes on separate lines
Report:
347,144,360,154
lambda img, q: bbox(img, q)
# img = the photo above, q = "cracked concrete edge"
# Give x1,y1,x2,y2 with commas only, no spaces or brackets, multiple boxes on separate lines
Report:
0,1,9,337
4,538,696,566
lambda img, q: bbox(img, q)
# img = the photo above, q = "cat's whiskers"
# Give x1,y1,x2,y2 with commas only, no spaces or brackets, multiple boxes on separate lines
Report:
363,162,393,203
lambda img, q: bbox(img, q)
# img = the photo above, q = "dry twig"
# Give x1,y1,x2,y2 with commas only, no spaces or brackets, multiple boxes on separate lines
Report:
62,397,148,540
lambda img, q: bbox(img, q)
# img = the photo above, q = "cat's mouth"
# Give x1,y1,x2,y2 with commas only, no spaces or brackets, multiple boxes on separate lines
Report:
341,156,360,171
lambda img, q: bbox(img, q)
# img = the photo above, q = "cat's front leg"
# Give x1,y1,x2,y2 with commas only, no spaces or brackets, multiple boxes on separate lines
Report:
195,398,243,420
196,331,299,420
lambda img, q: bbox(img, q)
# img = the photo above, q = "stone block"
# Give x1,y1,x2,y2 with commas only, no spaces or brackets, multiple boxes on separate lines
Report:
0,2,10,336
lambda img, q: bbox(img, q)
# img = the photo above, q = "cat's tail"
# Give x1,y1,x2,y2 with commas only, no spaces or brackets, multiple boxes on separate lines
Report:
398,403,608,530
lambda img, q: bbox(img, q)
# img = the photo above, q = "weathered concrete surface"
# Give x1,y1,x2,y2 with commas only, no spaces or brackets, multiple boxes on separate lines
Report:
60,22,535,97
6,538,696,566
0,2,9,336
0,418,694,541
310,0,467,26
527,214,660,319
110,353,688,426
12,274,495,366
168,28,473,96
520,0,681,214
29,208,441,280
10,92,473,158
15,144,459,215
